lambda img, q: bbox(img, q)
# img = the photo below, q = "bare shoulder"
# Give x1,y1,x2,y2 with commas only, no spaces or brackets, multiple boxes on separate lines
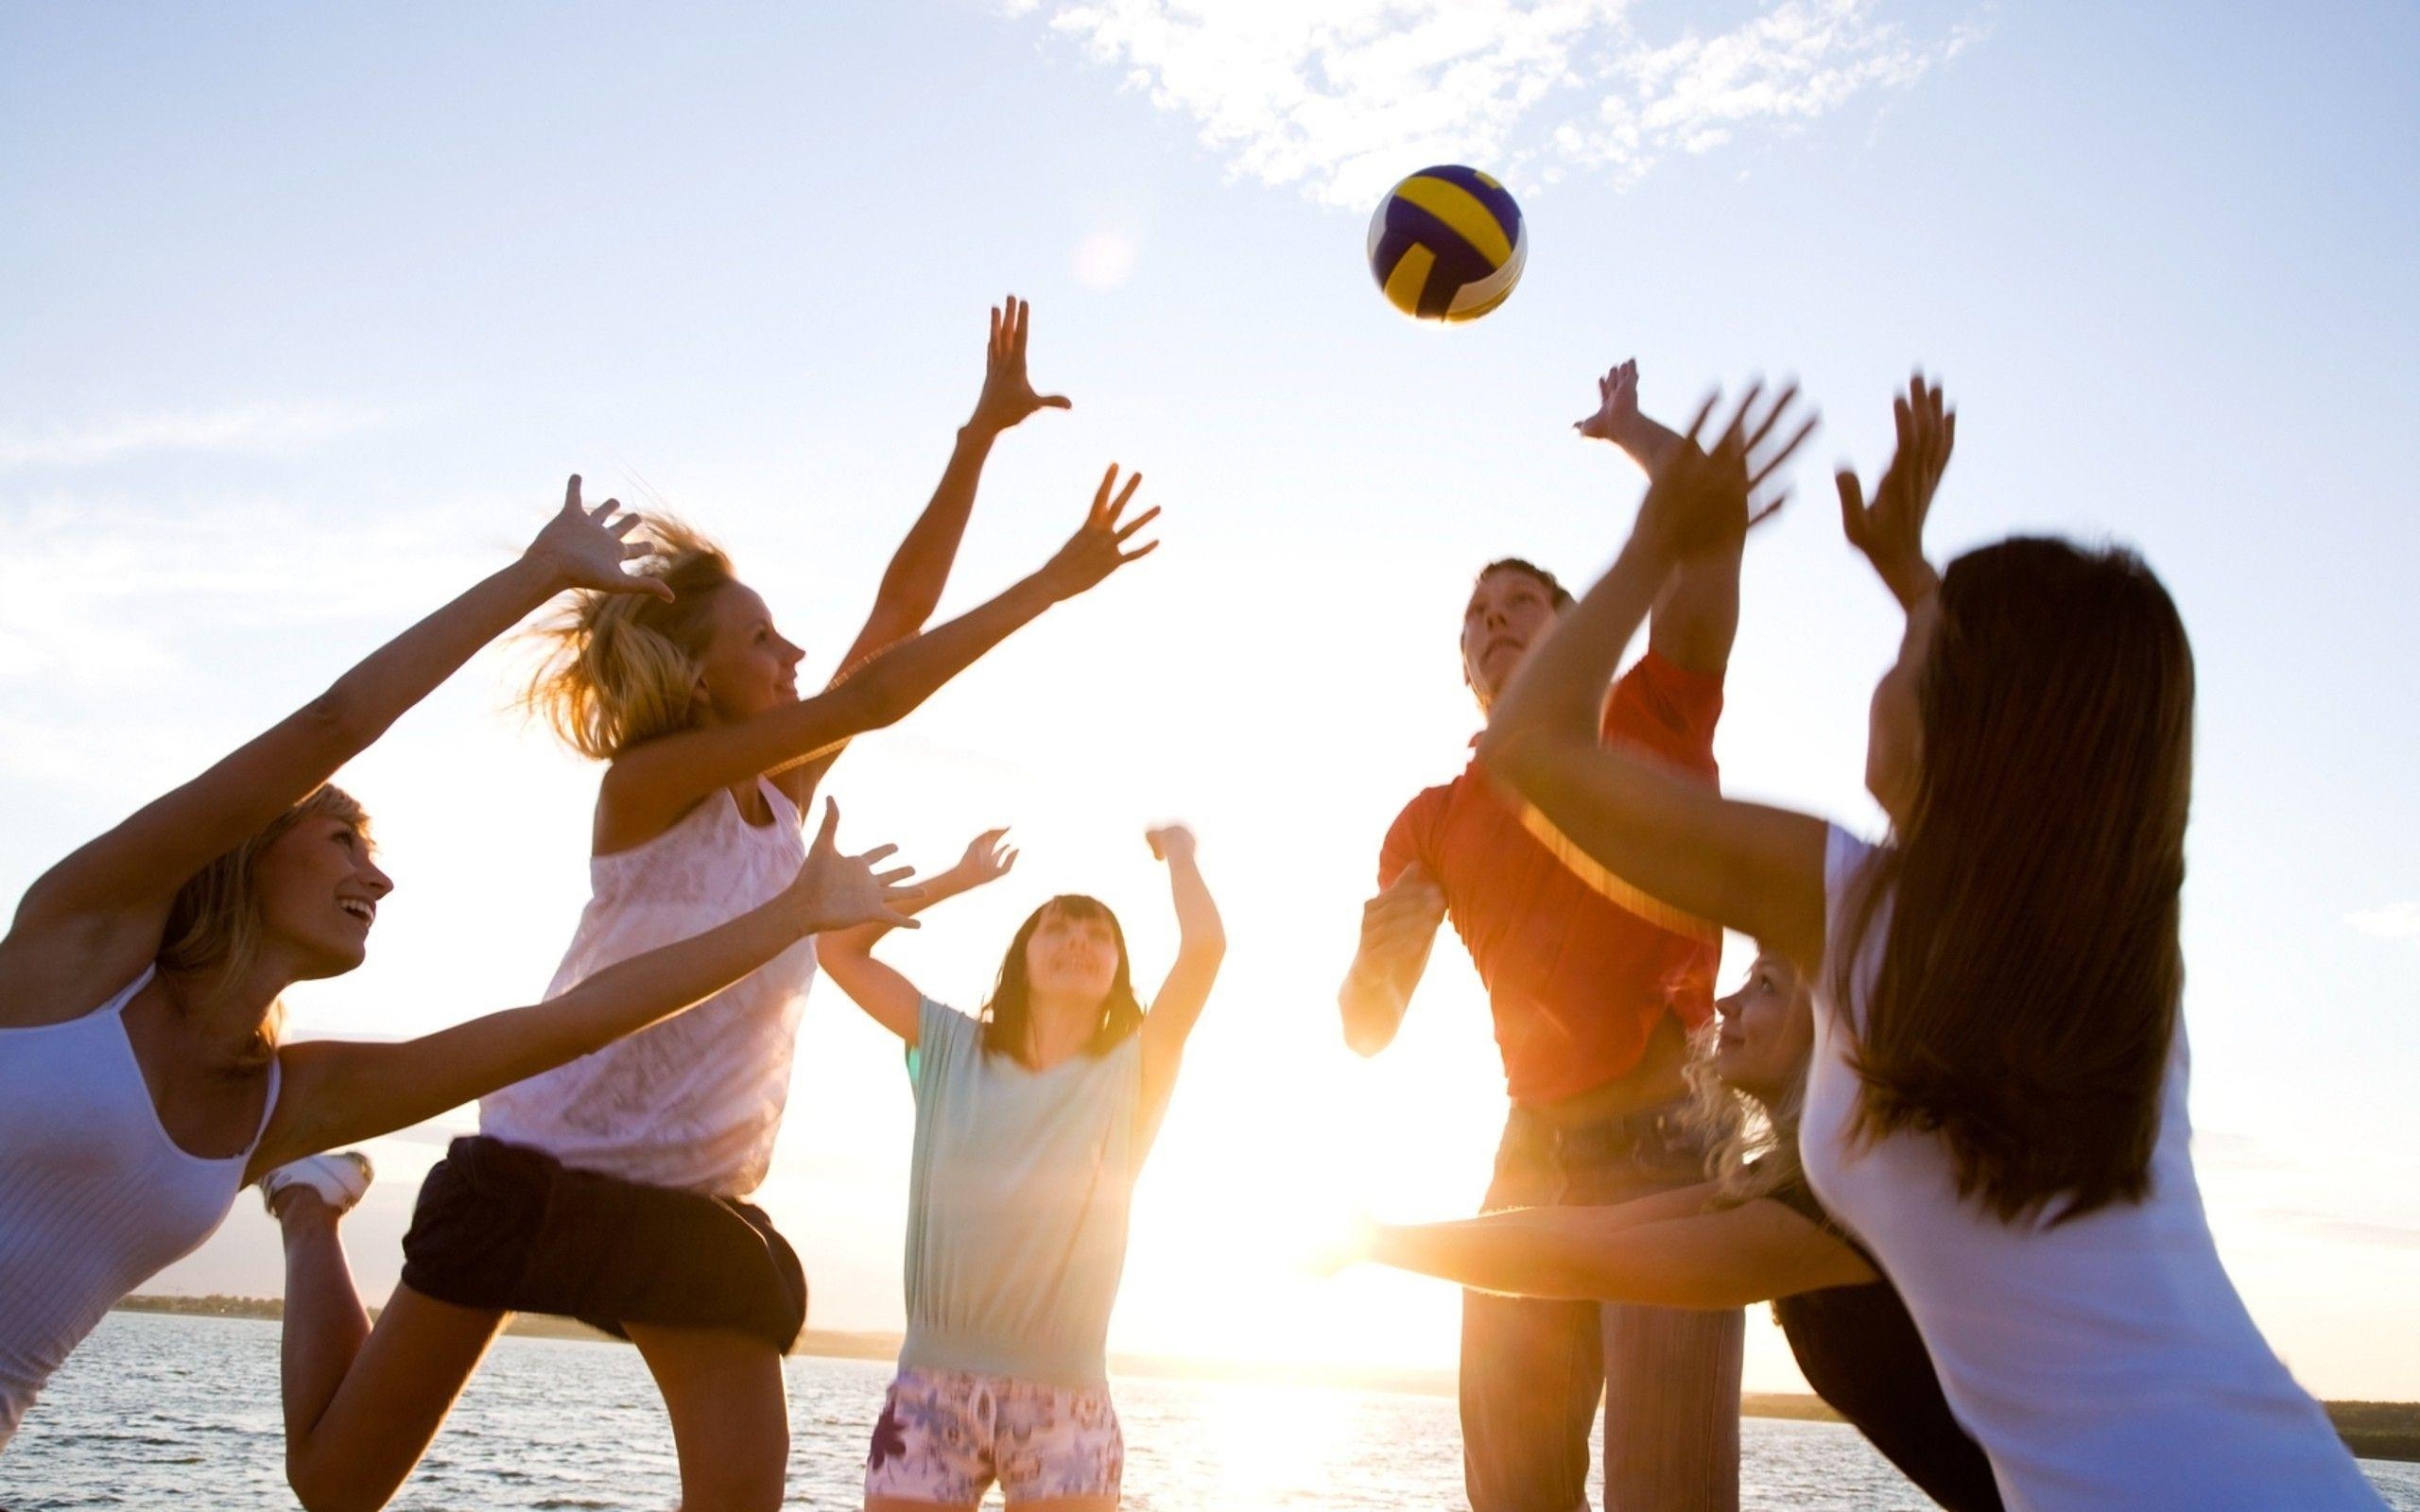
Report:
0,905,163,1028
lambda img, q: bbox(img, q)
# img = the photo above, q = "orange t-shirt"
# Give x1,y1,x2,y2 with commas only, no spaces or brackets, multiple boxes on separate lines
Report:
1379,651,1724,1106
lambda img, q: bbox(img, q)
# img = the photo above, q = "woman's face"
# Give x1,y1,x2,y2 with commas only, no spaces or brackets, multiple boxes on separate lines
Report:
1710,953,1812,1103
1866,594,1937,827
1023,904,1121,1009
253,816,392,981
694,582,805,725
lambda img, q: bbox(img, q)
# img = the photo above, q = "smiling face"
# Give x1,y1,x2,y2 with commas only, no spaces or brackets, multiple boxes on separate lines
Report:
1461,563,1566,710
692,581,805,726
250,813,393,981
1023,900,1123,1008
1709,952,1813,1104
1866,594,1938,826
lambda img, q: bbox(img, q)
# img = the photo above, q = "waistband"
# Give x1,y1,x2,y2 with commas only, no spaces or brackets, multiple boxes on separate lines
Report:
900,1325,1110,1391
1495,1095,1701,1169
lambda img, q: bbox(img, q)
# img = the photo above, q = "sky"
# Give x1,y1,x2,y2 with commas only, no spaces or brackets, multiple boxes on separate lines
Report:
3,0,2417,1402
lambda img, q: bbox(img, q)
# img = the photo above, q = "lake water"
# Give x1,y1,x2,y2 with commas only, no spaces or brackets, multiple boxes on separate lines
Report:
6,1314,2416,1510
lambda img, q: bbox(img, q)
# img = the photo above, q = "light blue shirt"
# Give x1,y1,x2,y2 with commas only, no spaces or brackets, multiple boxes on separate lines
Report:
899,997,1144,1388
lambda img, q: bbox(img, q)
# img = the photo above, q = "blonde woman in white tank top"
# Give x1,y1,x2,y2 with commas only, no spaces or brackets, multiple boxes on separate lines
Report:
0,484,921,1453
1471,378,2381,1508
272,300,1167,1512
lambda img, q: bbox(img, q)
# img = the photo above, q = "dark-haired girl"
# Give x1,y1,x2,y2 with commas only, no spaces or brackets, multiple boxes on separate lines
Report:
1476,378,2382,1509
819,826,1225,1512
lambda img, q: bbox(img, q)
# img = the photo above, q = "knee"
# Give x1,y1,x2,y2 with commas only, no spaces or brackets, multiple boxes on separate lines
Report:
286,1460,391,1512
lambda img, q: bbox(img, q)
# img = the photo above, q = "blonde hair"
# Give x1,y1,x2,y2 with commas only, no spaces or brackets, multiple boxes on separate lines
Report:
156,783,370,1062
521,515,736,760
1680,1010,1811,1209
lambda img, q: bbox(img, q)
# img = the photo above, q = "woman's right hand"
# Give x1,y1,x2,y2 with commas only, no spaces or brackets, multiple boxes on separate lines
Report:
1635,383,1816,562
785,799,923,935
949,828,1019,890
1837,373,1954,609
1035,464,1161,601
523,474,676,601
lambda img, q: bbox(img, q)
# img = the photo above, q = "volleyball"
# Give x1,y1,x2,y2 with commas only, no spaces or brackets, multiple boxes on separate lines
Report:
1366,165,1528,323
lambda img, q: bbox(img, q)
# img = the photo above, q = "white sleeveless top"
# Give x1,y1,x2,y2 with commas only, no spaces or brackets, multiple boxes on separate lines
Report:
1802,828,2383,1511
481,777,816,1196
0,967,281,1447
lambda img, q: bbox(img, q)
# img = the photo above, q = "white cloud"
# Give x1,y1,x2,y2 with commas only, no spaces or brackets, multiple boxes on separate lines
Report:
0,400,392,471
1010,0,1983,206
2348,901,2420,942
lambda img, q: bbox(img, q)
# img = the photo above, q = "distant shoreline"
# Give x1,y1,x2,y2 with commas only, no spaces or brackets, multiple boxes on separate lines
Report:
113,1296,2420,1463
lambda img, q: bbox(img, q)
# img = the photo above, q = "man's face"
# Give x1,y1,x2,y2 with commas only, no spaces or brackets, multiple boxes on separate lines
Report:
1461,567,1564,710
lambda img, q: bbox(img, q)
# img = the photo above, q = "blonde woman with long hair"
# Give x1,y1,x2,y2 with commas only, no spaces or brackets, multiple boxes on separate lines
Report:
0,484,920,1452
1339,952,2001,1509
271,300,1163,1512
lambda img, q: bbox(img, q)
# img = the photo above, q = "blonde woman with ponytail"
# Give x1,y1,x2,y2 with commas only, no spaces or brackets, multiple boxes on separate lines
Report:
0,483,921,1452
270,298,1162,1512
1336,953,2004,1510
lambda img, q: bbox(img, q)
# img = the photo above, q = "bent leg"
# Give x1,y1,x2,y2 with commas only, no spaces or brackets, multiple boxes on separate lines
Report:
627,1322,789,1512
278,1196,505,1512
1599,1299,1743,1512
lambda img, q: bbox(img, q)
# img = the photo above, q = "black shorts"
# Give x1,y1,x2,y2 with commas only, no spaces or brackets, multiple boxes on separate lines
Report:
400,1135,807,1354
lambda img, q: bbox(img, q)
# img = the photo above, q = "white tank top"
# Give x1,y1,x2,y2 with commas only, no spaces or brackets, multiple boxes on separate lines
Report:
480,777,816,1196
1802,828,2383,1511
0,966,281,1447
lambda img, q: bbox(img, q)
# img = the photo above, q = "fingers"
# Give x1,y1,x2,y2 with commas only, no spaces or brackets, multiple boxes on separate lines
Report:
1680,390,1721,447
1040,394,1072,410
856,842,899,865
1837,471,1870,543
1747,413,1820,492
812,798,840,850
1109,470,1144,519
1012,295,1030,360
989,303,1002,361
1090,462,1119,519
1113,505,1162,543
1116,539,1161,565
1739,381,1800,454
873,866,918,886
563,473,583,514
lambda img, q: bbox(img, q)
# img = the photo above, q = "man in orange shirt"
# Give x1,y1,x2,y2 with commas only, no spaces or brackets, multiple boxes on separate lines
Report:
1340,361,1745,1512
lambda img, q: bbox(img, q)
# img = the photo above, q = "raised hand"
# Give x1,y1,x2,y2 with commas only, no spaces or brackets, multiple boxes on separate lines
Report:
523,475,675,601
1838,372,1955,609
1144,824,1197,865
1573,358,1642,444
1636,383,1818,561
1035,464,1160,601
968,295,1072,435
785,799,923,935
951,827,1019,890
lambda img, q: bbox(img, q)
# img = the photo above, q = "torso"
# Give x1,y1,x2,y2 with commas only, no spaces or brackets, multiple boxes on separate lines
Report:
1803,828,2380,1511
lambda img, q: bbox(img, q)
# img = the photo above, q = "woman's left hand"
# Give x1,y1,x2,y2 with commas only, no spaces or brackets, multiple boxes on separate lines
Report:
1145,824,1197,864
951,828,1019,889
967,295,1071,435
524,475,675,601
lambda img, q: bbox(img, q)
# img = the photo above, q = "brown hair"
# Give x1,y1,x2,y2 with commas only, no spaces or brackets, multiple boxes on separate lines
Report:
1837,538,2194,1225
978,896,1146,1062
1476,557,1575,609
522,514,736,760
156,783,371,1061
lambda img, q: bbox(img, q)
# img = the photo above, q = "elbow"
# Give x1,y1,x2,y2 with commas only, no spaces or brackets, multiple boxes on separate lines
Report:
299,689,379,750
1474,722,1550,798
1338,988,1396,1057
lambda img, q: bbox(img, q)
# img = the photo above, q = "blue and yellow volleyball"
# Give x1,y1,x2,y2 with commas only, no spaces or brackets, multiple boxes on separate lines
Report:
1366,165,1528,323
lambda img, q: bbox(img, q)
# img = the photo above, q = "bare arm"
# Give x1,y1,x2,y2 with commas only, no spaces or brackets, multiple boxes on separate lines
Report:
598,466,1160,844
0,481,667,1024
1575,360,1742,676
1364,1195,1877,1309
819,828,1019,1044
1481,387,1831,970
247,801,916,1178
1137,826,1225,1135
777,297,1073,806
1337,865,1446,1057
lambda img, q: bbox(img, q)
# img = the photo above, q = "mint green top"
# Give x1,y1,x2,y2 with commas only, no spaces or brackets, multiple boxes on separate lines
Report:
899,997,1145,1388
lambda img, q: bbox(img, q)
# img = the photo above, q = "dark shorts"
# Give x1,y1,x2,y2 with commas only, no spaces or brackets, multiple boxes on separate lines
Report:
400,1135,807,1354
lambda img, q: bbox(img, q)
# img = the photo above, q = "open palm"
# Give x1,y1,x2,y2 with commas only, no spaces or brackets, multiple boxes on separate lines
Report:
523,475,673,601
968,295,1070,434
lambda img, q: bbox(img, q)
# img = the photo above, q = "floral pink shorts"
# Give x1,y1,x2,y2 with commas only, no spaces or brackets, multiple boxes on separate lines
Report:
865,1365,1124,1504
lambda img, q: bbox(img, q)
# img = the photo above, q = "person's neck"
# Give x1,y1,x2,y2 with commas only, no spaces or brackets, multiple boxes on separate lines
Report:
156,957,291,1070
1022,994,1098,1068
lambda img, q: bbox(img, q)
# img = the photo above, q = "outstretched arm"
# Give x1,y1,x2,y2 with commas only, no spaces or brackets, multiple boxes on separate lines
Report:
247,802,917,1179
0,481,668,1023
599,466,1161,841
1359,1194,1876,1309
820,828,1020,1044
1481,387,1831,970
1138,825,1225,1137
1839,373,1956,611
1575,359,1741,675
779,297,1074,806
